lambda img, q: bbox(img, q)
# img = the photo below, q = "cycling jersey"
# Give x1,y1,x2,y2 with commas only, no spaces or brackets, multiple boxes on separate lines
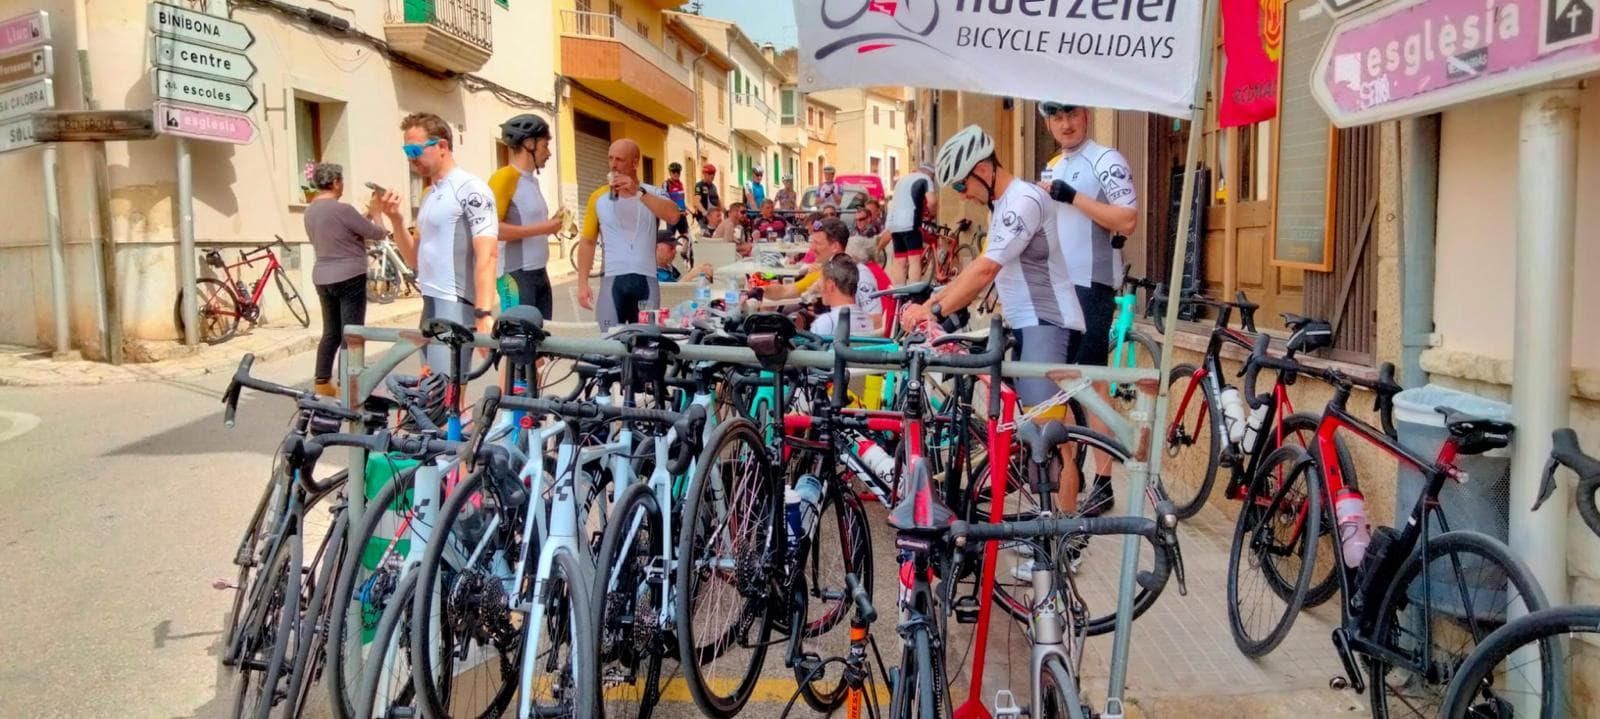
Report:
885,172,933,233
694,180,720,212
1041,140,1137,288
487,165,549,274
810,304,873,338
775,187,797,211
416,167,498,302
582,183,668,278
753,216,788,238
793,263,884,318
664,176,687,211
816,181,843,207
984,180,1083,332
746,181,766,208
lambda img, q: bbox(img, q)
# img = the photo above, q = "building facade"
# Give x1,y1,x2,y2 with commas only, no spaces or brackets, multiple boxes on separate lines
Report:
662,14,734,202
812,86,914,187
673,13,784,205
0,0,559,358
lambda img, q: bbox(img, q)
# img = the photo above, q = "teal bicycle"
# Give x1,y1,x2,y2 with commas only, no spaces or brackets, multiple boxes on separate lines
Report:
1107,270,1163,409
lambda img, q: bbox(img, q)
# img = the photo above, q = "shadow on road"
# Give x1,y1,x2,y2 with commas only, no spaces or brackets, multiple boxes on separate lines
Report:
103,390,295,459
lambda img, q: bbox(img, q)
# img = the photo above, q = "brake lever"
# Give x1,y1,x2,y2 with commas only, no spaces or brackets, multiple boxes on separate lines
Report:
1534,458,1561,512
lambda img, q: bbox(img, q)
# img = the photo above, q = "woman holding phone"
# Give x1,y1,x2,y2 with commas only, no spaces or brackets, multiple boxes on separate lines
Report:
303,163,404,397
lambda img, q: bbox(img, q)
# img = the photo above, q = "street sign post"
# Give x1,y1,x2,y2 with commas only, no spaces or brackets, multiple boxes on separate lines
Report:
1313,0,1600,126
151,35,254,83
0,45,50,88
0,77,53,123
33,110,157,142
147,2,254,52
0,10,49,55
153,68,256,113
155,101,254,145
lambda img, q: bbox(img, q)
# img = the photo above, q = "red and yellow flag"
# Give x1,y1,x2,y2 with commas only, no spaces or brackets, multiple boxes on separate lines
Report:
1219,0,1282,128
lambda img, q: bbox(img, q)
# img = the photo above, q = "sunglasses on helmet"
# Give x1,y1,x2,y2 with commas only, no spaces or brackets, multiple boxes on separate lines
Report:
1037,101,1082,118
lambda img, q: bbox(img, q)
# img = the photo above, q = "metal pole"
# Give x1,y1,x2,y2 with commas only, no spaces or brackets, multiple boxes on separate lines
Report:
42,144,71,356
1510,86,1579,607
1398,115,1440,388
177,137,198,347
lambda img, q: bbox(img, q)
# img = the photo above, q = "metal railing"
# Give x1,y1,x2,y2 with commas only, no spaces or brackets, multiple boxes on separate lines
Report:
560,10,690,86
734,92,776,123
387,0,493,52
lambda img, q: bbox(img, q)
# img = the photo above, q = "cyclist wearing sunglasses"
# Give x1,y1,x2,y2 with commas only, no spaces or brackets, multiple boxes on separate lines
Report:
397,112,498,372
575,138,682,330
901,125,1087,513
1037,101,1141,515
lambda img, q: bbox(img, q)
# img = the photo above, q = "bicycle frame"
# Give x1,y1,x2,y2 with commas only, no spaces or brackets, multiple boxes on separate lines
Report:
516,419,590,719
220,245,285,307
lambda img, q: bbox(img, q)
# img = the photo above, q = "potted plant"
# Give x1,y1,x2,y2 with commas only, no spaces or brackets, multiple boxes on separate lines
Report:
301,161,318,202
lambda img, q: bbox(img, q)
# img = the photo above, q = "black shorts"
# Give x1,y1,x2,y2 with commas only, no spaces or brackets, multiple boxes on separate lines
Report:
1069,282,1117,366
507,267,553,320
890,229,925,258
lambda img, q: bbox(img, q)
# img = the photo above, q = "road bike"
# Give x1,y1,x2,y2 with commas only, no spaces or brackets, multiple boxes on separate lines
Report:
1438,427,1599,719
179,236,310,344
1232,335,1552,717
366,235,419,304
924,219,976,285
1106,271,1163,411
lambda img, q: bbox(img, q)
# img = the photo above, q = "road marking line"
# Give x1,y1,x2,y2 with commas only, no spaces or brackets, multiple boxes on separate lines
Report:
0,410,40,443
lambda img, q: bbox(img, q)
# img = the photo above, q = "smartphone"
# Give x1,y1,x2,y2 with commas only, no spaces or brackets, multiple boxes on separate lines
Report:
364,181,387,194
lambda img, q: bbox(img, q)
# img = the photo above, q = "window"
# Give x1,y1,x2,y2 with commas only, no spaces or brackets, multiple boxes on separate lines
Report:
781,90,797,125
637,19,648,40
808,161,815,185
716,78,725,121
495,0,507,7
889,110,896,129
292,94,347,202
870,156,881,177
577,0,590,11
608,1,620,16
873,106,880,125
890,155,898,182
295,98,323,171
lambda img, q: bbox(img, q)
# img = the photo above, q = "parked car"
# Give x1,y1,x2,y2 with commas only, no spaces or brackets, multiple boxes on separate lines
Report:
799,188,869,227
834,174,886,201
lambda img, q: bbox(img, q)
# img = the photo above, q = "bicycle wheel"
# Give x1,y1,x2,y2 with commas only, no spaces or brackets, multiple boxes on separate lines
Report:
233,538,303,719
954,242,978,269
1439,604,1585,719
409,465,524,719
1367,530,1551,719
177,277,241,344
518,549,597,718
352,572,419,719
280,514,348,719
1160,363,1221,519
676,418,782,717
592,482,666,718
275,270,311,328
368,254,399,304
795,477,874,712
1226,444,1321,657
1036,653,1086,719
326,466,422,719
1108,330,1163,413
223,464,285,668
1277,412,1347,610
888,624,943,719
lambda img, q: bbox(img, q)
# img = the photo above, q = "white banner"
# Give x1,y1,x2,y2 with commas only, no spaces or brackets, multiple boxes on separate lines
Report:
794,0,1206,117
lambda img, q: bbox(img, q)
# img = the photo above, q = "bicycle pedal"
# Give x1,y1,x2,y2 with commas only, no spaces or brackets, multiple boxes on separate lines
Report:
211,578,239,591
993,689,1023,717
952,595,981,624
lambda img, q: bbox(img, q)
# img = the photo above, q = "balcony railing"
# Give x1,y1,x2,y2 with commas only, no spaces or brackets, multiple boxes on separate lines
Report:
388,0,493,52
735,92,776,123
560,10,689,86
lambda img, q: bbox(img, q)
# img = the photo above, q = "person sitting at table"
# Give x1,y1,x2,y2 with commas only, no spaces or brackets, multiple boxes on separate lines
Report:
808,254,875,338
714,202,746,242
752,200,788,240
854,205,883,240
761,217,884,333
847,235,897,329
656,228,713,283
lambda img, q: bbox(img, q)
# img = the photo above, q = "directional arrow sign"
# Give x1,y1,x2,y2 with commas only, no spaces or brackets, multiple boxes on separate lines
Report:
0,115,36,153
0,45,50,88
152,35,255,83
32,110,157,142
147,2,254,53
0,77,52,123
0,10,49,56
154,68,256,113
155,101,255,145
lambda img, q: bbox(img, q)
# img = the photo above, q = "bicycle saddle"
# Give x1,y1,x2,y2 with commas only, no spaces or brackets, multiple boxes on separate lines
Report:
869,281,935,300
1015,420,1080,467
1436,406,1514,456
493,305,546,339
886,460,957,535
423,318,476,346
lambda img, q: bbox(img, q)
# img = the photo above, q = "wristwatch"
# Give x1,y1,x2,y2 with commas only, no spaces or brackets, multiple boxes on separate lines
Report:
928,302,945,323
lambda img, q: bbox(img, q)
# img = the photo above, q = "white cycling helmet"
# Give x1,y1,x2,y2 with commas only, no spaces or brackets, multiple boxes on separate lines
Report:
935,125,995,187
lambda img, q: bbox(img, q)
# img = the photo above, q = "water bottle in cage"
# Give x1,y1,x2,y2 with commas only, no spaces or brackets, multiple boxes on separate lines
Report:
784,473,823,563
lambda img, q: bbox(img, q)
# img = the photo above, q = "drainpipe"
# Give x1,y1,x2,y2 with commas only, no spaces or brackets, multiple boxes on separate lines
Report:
1398,115,1439,388
1510,86,1579,607
76,0,119,363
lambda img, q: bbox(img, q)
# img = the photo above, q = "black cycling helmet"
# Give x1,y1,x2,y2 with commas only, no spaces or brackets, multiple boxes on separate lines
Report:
500,114,550,149
668,162,683,173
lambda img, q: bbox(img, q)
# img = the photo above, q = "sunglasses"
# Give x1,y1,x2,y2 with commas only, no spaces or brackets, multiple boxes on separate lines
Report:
1038,101,1082,118
952,178,969,194
401,138,441,159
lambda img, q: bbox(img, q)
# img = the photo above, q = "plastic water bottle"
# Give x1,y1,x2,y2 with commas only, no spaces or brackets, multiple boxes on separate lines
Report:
785,474,824,561
1219,387,1249,444
857,439,899,489
1334,488,1372,568
1241,402,1268,448
695,275,712,302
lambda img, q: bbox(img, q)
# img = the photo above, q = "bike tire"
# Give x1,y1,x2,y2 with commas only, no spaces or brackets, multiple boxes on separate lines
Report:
1439,604,1588,719
676,418,781,717
223,465,285,668
233,537,303,719
352,572,419,719
1036,653,1086,719
368,254,399,304
409,466,522,719
953,242,978,269
1367,530,1551,719
325,466,421,719
275,270,311,328
796,478,874,712
177,277,241,344
279,513,348,719
1226,445,1321,658
592,481,666,719
1160,363,1221,519
517,549,597,719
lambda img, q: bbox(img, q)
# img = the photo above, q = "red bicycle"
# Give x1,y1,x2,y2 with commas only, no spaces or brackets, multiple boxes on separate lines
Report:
923,218,977,284
176,236,309,344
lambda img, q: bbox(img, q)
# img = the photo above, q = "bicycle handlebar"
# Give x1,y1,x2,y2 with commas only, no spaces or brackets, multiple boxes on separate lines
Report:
1537,428,1600,536
223,353,377,428
479,387,707,476
1152,288,1259,333
949,504,1176,594
845,573,877,625
832,311,1004,371
1245,334,1400,435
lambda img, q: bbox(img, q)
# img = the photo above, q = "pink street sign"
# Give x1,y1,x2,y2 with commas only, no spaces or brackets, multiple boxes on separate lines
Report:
0,11,49,55
155,101,254,144
1313,0,1600,126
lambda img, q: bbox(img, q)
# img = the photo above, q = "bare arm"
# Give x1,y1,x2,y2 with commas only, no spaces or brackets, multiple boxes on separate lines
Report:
640,192,681,224
499,217,565,242
472,234,497,323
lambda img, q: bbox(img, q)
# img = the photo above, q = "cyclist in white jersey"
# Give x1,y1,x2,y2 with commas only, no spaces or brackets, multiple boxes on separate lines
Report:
575,139,682,330
397,112,498,374
883,165,939,284
900,124,1088,521
1038,101,1141,516
489,114,564,319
